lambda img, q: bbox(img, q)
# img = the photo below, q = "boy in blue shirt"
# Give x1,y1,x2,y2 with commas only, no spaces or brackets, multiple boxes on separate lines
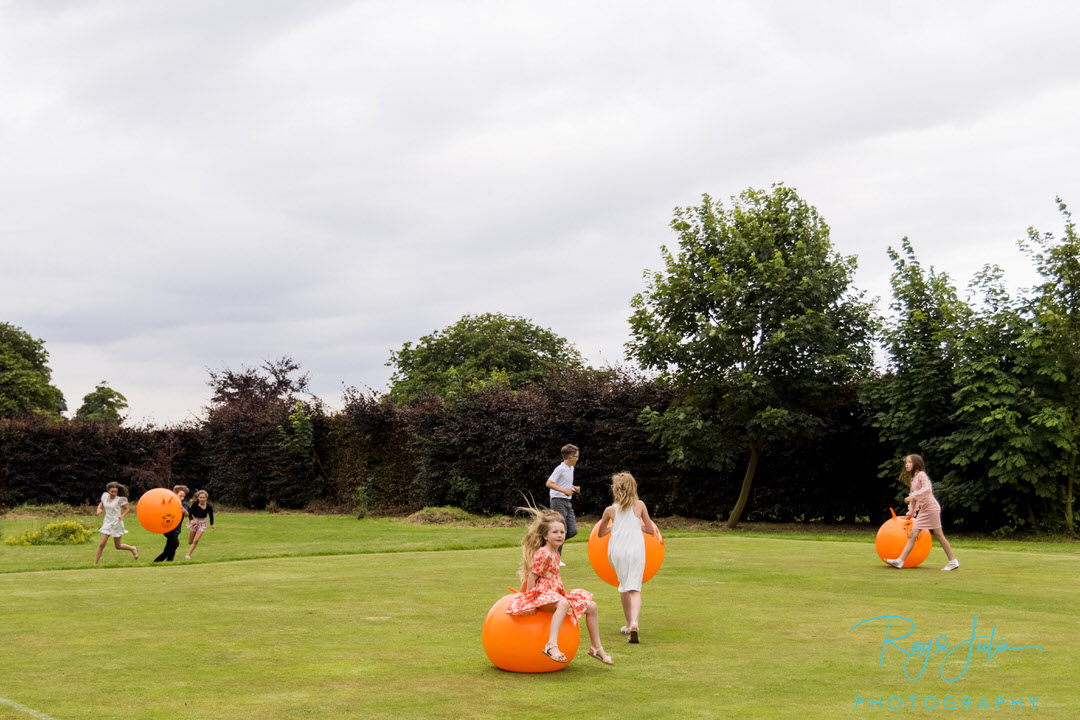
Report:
153,485,189,562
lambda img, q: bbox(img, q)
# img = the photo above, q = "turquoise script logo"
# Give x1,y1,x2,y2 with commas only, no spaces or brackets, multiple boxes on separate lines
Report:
850,615,1042,682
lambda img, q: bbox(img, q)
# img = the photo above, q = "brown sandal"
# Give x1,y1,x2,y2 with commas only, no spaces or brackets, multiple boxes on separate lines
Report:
541,645,568,663
587,647,614,665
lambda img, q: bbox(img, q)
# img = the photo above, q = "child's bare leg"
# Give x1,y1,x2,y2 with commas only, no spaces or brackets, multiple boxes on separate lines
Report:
619,591,633,630
94,534,109,565
932,529,957,562
187,529,204,558
627,590,642,630
585,601,602,649
585,602,613,663
546,599,570,649
113,537,138,558
897,532,918,562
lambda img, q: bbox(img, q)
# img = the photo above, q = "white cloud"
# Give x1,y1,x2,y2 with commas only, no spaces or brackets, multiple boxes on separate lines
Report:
2,0,1078,423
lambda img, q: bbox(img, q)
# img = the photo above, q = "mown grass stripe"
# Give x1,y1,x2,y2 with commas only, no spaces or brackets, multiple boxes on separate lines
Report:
0,697,63,720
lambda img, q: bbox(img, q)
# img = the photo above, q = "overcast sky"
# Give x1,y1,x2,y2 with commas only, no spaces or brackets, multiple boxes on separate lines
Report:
2,1,1078,425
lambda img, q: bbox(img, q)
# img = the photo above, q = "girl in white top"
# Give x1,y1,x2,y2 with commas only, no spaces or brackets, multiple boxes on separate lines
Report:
596,472,661,644
93,482,138,565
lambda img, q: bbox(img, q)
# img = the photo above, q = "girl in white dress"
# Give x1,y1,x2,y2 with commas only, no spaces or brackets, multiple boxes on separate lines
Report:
596,472,661,643
93,482,138,565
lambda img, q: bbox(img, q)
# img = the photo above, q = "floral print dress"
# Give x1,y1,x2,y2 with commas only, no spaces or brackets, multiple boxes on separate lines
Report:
505,546,593,624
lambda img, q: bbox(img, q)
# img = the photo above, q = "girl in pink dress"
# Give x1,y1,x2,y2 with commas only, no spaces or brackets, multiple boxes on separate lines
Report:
505,507,613,665
185,489,215,560
886,454,960,571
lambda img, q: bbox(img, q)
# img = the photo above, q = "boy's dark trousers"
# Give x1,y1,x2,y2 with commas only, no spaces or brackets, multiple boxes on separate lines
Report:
550,497,577,555
154,528,181,562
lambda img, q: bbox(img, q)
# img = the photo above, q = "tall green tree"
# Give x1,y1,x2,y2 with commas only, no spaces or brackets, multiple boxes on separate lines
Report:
387,313,584,403
936,202,1080,533
861,239,970,482
0,322,66,418
75,382,129,423
1020,200,1080,533
627,186,876,528
938,267,1050,526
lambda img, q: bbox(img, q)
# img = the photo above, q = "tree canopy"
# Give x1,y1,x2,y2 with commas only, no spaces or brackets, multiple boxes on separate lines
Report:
861,239,969,480
206,356,310,411
0,322,66,418
1017,200,1080,532
75,382,129,424
864,200,1080,533
203,357,320,509
387,312,584,403
627,186,876,528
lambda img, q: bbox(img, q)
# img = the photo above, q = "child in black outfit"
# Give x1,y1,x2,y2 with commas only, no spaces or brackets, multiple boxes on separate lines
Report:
185,489,215,560
153,485,190,562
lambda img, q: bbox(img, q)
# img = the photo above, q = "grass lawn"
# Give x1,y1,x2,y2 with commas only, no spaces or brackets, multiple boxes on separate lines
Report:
0,511,1077,719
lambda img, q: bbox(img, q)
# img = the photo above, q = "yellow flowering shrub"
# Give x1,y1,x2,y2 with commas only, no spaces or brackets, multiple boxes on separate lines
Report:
2,520,96,546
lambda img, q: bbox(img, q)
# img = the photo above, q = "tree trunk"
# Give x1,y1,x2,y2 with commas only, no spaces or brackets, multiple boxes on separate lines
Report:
1066,451,1076,535
726,438,763,529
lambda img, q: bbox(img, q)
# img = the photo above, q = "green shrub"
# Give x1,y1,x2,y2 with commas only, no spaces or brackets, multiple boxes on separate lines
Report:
407,506,477,524
3,520,96,546
3,532,30,546
354,486,369,519
444,471,482,514
404,506,519,527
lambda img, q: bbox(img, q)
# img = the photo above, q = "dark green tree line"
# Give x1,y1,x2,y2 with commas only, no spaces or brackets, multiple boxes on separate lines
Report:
869,201,1080,533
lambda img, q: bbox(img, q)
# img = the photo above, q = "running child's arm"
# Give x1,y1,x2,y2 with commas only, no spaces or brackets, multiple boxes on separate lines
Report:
639,501,662,542
905,473,932,503
208,504,215,528
95,501,103,516
540,479,574,496
596,506,614,538
544,464,578,498
119,498,130,520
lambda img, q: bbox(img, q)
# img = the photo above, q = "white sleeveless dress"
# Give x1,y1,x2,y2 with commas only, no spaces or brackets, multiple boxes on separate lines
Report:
98,493,128,537
607,503,646,592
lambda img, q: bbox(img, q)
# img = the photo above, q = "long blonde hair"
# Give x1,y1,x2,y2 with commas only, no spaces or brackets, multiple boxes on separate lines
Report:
516,505,566,581
611,471,638,511
898,454,926,488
